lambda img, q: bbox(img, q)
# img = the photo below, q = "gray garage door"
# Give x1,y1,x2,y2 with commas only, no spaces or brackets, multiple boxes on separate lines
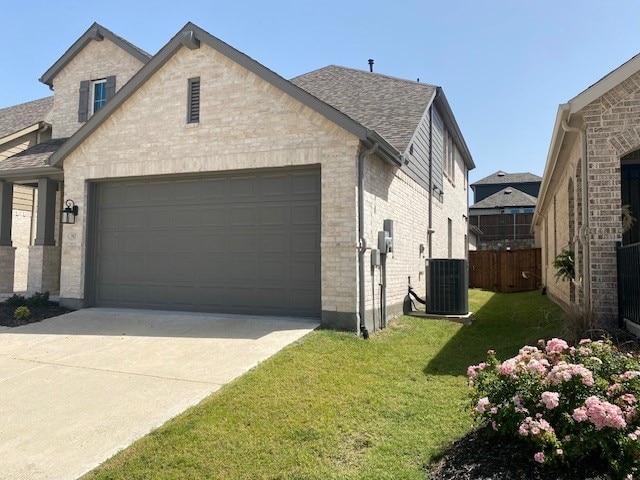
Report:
89,167,321,318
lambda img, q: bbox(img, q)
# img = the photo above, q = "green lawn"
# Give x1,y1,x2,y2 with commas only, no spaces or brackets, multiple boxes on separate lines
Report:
84,290,563,480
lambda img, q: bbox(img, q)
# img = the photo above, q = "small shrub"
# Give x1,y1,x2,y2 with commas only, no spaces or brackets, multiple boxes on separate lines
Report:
27,291,50,308
5,293,27,307
13,306,31,321
468,338,640,478
562,305,599,345
553,249,575,282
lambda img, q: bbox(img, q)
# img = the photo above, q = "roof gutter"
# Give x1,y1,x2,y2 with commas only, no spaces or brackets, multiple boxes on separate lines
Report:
0,166,63,183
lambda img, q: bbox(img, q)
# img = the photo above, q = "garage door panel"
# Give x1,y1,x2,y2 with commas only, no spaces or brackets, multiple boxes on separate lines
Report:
292,173,320,196
290,259,320,282
260,175,288,197
201,178,228,200
259,204,288,226
227,233,257,253
172,207,200,228
229,177,256,198
200,206,229,227
258,260,287,282
91,168,320,317
255,287,287,309
259,232,288,253
229,206,257,226
291,232,319,253
227,258,255,281
292,204,320,225
290,288,320,311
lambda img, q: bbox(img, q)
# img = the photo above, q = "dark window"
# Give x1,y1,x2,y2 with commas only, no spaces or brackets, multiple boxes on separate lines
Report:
78,75,115,122
188,77,200,123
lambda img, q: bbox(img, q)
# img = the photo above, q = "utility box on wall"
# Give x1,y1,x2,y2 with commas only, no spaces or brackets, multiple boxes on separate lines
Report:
426,259,469,315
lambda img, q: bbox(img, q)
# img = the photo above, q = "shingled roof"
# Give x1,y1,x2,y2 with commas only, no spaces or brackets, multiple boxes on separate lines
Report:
470,187,538,209
291,65,436,152
471,171,542,186
0,97,53,140
0,138,66,171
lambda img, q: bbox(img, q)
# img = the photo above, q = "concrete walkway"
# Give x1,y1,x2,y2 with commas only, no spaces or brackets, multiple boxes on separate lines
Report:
0,309,319,480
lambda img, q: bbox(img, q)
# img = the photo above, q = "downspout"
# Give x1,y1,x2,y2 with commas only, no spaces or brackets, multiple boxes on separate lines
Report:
561,120,590,309
358,141,378,338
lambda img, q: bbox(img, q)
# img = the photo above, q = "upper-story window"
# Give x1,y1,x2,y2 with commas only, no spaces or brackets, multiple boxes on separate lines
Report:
91,79,107,115
78,76,115,122
443,130,455,184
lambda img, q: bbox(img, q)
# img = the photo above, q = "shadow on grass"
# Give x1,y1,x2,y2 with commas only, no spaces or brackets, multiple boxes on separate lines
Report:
423,289,563,377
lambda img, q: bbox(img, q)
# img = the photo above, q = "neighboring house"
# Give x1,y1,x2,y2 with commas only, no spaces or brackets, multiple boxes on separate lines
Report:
0,97,54,291
0,22,474,332
469,171,541,250
534,51,640,328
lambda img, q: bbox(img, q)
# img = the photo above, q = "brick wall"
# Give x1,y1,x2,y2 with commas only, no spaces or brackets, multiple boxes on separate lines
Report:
538,69,640,326
60,43,361,326
50,37,145,139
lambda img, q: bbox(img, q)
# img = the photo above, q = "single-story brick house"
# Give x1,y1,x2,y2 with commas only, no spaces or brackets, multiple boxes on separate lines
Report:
534,51,640,328
0,22,474,332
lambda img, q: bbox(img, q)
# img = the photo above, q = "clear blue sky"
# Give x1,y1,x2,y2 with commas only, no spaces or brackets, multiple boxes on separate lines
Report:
2,0,640,185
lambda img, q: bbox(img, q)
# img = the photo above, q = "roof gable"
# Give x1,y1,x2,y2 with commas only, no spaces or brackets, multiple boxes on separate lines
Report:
40,23,151,87
50,23,403,167
470,186,538,209
568,51,640,114
0,96,53,140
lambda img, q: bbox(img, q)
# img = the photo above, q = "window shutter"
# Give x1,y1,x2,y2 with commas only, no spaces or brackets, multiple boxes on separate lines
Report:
188,77,200,123
78,80,90,122
105,76,116,101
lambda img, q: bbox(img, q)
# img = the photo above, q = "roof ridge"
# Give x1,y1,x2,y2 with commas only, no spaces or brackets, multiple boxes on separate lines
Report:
294,64,438,88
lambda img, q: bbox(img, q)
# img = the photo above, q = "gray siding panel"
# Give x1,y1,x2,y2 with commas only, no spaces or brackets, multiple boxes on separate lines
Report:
431,108,445,194
89,167,321,318
400,106,431,191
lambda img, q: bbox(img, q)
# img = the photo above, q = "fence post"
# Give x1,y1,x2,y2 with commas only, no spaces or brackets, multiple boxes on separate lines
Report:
616,241,623,328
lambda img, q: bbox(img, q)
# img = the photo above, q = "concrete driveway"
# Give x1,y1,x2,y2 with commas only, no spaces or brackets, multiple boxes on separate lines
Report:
0,308,319,480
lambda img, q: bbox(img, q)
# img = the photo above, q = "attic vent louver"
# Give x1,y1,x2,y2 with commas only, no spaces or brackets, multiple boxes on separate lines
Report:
497,171,506,177
188,77,200,123
504,189,512,194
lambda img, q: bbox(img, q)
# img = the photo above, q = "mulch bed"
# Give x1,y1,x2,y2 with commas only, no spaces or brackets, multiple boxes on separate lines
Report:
0,302,73,327
429,426,614,480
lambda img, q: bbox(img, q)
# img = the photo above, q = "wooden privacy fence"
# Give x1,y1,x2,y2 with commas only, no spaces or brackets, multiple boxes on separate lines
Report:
469,248,542,293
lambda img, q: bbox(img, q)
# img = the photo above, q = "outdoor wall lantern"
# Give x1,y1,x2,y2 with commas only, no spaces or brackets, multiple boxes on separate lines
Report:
61,199,79,225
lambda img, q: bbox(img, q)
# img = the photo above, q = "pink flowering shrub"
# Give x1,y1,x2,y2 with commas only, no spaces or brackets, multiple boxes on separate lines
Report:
469,338,640,478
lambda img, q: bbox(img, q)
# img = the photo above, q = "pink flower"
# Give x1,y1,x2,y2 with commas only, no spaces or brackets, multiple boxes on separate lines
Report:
621,394,637,405
526,358,551,375
573,396,627,430
534,451,545,463
546,362,594,387
476,397,490,414
519,345,540,356
541,391,560,409
620,371,640,381
487,349,495,355
498,359,517,376
578,339,592,345
556,448,564,456
518,416,554,437
545,338,569,355
572,407,588,422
